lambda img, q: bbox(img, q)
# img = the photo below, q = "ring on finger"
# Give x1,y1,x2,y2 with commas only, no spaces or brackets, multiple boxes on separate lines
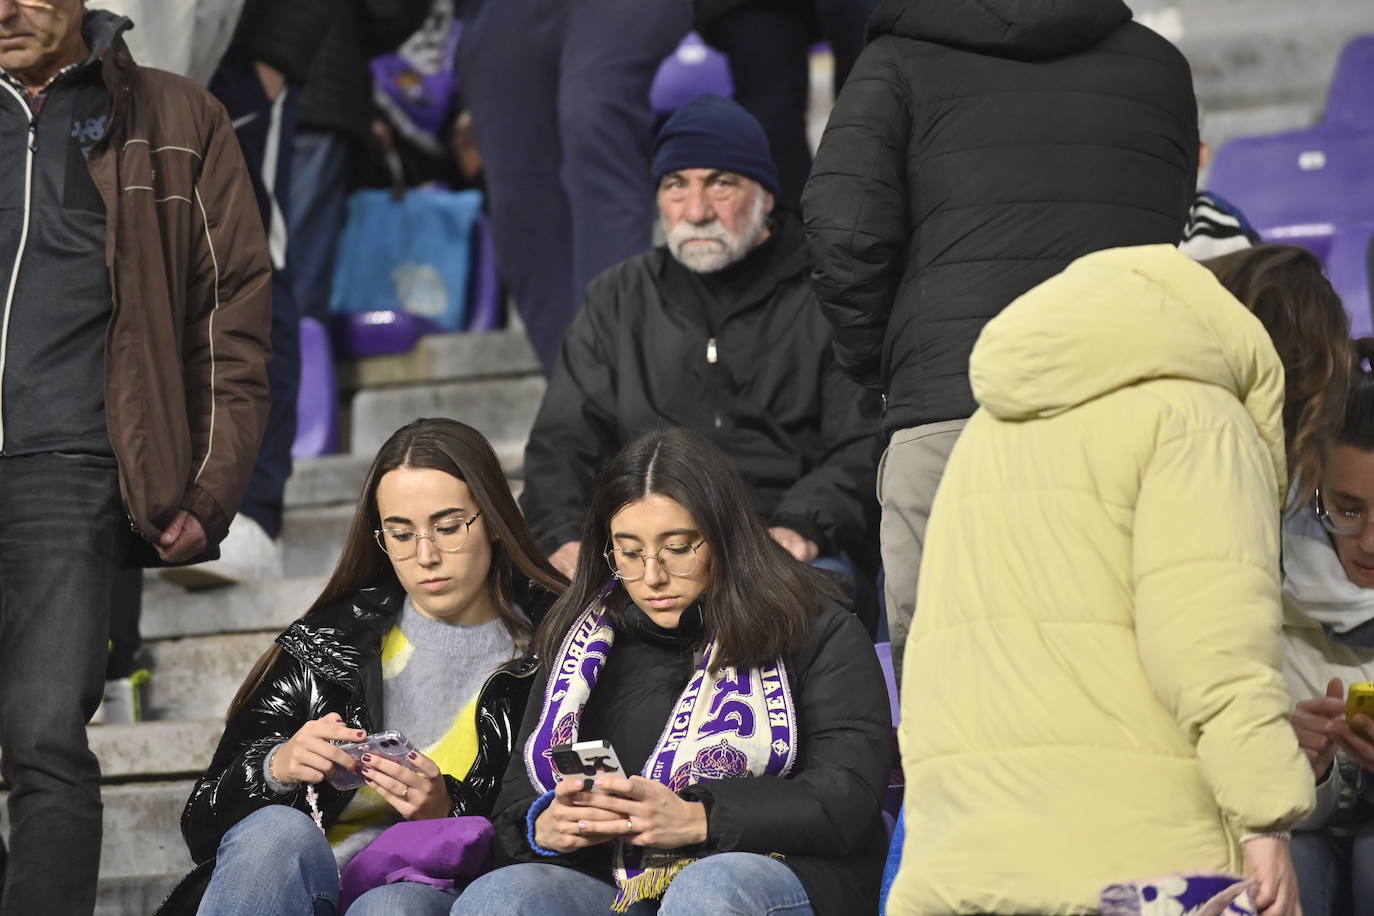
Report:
626,816,634,832
401,786,409,800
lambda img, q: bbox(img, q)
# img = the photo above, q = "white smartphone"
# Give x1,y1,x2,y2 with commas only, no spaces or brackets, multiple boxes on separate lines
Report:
549,738,627,783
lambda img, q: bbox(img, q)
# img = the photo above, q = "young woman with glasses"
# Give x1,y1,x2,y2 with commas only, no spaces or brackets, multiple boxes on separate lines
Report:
1284,337,1374,916
159,419,565,915
431,426,891,916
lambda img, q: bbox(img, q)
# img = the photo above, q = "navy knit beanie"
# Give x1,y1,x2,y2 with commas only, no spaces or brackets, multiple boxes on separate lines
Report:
651,94,780,196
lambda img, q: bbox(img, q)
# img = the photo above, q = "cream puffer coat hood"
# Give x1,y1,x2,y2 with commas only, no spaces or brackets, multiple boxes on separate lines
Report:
890,245,1314,915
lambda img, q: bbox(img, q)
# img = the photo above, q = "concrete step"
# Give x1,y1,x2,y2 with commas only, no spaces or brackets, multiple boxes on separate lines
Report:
97,874,184,916
280,503,353,581
336,328,540,391
0,720,220,789
1131,0,1373,112
139,576,325,641
349,374,546,457
143,632,278,723
0,780,196,883
284,439,527,509
89,719,222,781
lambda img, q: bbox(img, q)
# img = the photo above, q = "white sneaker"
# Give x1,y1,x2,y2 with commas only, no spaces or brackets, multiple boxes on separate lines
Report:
159,514,284,588
90,670,150,725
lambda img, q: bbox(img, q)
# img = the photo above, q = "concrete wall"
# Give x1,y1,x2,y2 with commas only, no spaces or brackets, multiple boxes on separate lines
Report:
1130,0,1374,173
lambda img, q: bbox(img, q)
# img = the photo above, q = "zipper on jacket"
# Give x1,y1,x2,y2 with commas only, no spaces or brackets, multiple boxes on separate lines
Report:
705,337,723,429
0,81,38,455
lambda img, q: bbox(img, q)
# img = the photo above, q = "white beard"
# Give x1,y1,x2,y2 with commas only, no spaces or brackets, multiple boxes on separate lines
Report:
664,193,770,273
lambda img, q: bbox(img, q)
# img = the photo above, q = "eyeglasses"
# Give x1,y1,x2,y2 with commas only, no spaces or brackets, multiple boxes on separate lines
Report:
374,512,482,560
1313,489,1366,536
604,539,705,581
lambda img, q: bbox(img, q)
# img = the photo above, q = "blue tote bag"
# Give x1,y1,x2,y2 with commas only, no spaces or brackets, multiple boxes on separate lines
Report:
328,186,483,333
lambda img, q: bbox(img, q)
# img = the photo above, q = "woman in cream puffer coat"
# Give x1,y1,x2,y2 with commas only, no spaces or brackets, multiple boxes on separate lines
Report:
890,244,1349,916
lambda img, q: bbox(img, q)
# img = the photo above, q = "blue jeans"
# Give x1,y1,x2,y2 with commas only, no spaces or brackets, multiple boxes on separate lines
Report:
452,854,813,915
198,806,339,916
1292,823,1374,916
199,805,474,916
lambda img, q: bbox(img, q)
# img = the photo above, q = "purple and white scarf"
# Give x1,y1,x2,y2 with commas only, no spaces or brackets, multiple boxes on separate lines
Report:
524,586,798,911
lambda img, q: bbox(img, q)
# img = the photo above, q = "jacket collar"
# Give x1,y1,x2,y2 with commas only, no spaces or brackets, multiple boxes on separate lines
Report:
276,583,403,690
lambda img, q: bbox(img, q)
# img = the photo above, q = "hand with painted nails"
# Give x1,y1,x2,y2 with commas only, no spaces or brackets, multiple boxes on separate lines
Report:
270,713,365,786
570,775,708,849
532,776,624,853
362,749,449,820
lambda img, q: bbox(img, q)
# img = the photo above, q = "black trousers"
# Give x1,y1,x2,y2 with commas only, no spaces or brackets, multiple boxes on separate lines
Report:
0,453,129,915
709,0,880,211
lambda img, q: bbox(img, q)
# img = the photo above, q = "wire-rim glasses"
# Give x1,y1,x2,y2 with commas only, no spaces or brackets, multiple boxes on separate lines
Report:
374,511,483,559
604,539,706,581
1313,489,1365,536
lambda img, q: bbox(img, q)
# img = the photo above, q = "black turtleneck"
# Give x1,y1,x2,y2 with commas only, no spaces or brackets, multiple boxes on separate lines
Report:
578,599,705,779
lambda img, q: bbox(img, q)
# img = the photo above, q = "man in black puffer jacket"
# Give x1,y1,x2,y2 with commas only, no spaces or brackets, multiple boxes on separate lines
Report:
802,0,1198,680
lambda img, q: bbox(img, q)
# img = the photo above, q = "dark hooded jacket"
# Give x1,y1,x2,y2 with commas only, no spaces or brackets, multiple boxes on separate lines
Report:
802,0,1199,435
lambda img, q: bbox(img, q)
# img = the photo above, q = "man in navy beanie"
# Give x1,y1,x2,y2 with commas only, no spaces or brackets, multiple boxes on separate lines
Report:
521,95,883,629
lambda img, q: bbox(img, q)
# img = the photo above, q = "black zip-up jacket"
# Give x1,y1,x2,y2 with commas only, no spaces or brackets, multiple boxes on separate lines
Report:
520,213,881,563
802,0,1199,435
488,595,892,915
156,584,539,914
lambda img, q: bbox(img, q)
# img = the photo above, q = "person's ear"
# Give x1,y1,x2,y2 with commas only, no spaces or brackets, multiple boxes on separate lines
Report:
763,191,775,215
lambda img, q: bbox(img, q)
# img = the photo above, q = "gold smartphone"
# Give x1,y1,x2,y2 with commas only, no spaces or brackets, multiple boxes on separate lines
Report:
1347,682,1374,725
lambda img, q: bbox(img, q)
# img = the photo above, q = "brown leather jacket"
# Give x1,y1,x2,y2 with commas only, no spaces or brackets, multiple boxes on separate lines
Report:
87,30,271,553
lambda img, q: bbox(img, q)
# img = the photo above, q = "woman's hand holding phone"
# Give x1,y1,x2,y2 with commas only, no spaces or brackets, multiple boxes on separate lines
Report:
360,750,450,820
533,777,625,853
270,713,366,786
571,775,708,850
1291,677,1345,779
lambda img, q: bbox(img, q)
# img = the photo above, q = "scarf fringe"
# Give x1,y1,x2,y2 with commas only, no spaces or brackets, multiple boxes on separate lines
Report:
611,855,695,913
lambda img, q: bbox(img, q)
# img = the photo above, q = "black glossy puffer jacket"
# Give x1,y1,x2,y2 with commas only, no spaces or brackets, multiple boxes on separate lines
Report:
156,584,538,914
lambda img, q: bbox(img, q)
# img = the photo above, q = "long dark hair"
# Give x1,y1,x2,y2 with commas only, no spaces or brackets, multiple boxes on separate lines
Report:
1203,244,1351,506
534,427,826,671
1336,339,1374,449
227,418,566,718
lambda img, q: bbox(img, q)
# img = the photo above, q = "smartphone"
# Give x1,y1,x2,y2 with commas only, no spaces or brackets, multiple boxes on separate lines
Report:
549,739,627,784
1348,682,1374,726
326,729,417,790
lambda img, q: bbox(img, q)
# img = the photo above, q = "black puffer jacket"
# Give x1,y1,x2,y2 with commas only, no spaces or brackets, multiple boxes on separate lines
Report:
520,213,882,564
802,0,1198,435
488,595,892,915
156,585,539,914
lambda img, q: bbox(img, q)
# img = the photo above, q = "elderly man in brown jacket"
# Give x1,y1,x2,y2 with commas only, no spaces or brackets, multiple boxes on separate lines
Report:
0,1,270,911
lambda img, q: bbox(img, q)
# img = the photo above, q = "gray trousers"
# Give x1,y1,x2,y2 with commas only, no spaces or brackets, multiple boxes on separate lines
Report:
879,418,968,684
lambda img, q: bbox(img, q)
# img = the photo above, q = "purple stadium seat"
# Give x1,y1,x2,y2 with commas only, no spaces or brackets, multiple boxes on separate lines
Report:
1207,35,1374,336
1330,224,1374,339
293,317,341,458
329,310,444,359
1324,35,1374,129
649,32,733,118
464,212,504,332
